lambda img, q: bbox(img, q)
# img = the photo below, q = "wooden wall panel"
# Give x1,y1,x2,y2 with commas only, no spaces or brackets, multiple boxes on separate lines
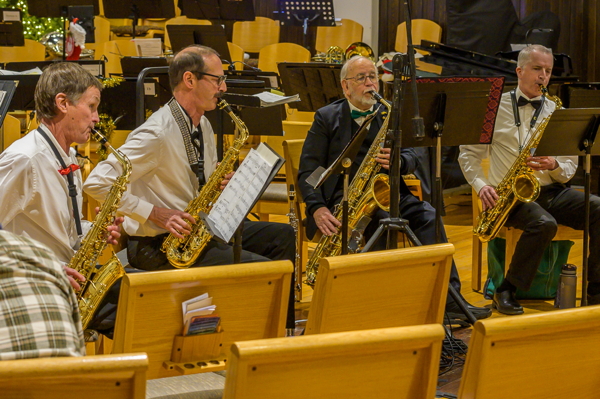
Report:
251,0,599,81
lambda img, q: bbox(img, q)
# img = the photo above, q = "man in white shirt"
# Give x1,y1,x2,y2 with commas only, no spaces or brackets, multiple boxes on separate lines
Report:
459,44,600,314
84,45,296,329
0,62,123,332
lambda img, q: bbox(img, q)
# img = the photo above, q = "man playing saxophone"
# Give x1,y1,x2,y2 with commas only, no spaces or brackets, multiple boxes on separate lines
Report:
84,45,296,328
0,62,123,335
298,55,491,322
459,44,600,314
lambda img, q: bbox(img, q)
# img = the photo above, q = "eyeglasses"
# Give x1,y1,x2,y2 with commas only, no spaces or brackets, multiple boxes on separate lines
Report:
345,73,378,84
196,72,227,86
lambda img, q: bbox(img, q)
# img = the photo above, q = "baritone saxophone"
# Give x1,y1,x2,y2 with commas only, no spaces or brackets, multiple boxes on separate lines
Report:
474,86,561,242
71,129,131,330
161,99,249,268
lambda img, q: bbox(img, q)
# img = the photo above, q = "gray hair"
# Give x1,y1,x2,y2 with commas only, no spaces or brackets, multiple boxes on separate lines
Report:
169,45,220,91
34,62,102,121
517,44,553,68
340,56,377,82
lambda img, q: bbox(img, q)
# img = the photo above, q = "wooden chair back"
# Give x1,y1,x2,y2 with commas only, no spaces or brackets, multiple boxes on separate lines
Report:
1,114,21,152
227,42,245,70
112,261,292,379
87,15,112,50
258,43,311,74
163,16,212,49
0,353,148,399
315,18,364,53
223,324,445,399
395,19,442,54
459,305,600,398
0,39,45,62
232,16,280,53
306,243,454,334
94,39,138,76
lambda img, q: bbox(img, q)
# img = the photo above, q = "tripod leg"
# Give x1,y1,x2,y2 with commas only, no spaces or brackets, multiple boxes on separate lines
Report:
447,284,477,325
360,223,386,253
399,224,422,247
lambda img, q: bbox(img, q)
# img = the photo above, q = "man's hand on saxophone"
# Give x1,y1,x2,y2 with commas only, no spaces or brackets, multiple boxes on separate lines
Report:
63,266,86,291
526,156,558,171
313,207,341,236
149,206,195,239
479,185,499,211
375,147,391,170
220,171,234,190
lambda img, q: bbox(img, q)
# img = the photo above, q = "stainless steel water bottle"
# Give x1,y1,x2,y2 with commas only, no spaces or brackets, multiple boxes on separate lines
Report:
555,264,577,309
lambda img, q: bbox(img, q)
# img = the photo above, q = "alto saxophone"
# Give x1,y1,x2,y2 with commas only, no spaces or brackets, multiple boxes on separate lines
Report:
161,99,249,268
474,86,561,242
72,129,131,330
305,93,392,286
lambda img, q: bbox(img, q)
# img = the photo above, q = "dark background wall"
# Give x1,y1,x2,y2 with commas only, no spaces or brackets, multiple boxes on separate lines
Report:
251,0,599,82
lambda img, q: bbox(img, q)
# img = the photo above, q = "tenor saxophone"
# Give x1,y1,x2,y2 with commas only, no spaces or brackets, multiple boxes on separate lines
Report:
474,86,561,242
161,99,249,268
305,93,392,286
72,129,131,330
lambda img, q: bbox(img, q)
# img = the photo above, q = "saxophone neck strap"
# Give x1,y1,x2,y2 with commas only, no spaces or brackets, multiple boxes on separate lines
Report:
510,89,546,129
168,98,205,186
36,127,82,236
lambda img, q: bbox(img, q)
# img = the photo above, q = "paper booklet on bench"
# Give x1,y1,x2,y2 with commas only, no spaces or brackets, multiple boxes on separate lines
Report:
200,142,285,243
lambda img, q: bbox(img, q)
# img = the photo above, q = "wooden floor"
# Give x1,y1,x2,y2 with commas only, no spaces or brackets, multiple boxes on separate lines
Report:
267,187,586,396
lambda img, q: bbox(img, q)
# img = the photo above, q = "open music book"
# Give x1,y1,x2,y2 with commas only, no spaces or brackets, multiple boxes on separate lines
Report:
201,142,284,243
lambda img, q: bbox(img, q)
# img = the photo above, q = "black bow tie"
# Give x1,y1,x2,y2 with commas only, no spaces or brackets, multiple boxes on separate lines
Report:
517,96,543,110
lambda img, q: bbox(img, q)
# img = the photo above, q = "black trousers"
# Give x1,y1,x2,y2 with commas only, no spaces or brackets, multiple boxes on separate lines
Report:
364,194,463,306
504,183,600,291
128,220,297,328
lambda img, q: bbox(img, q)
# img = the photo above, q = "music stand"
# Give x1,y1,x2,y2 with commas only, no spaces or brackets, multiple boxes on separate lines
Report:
28,0,99,59
166,25,231,61
178,0,255,21
102,0,175,39
0,80,17,127
278,0,336,50
0,9,24,46
534,108,600,306
277,62,344,112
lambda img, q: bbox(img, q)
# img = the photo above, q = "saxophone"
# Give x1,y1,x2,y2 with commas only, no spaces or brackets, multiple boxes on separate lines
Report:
72,129,131,330
305,93,392,286
287,184,302,301
474,86,561,242
161,99,249,268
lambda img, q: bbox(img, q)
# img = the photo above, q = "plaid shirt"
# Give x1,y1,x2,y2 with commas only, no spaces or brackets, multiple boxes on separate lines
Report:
0,230,85,360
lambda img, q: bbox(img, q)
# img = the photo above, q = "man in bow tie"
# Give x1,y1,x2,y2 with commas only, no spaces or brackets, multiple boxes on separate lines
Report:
0,62,123,335
298,56,491,322
459,44,600,313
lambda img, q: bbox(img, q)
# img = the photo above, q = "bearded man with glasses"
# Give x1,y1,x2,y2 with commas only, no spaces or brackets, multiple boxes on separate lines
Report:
298,56,491,323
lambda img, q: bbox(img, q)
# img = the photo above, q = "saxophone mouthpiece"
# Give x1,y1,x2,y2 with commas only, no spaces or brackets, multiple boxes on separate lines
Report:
91,128,108,145
370,91,384,102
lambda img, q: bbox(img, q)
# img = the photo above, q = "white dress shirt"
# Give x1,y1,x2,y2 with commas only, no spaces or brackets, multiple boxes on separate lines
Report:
84,101,218,237
458,87,577,194
0,125,91,263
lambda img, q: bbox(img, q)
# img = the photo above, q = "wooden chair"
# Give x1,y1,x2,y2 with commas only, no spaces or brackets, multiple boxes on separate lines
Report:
163,16,212,50
94,39,139,76
223,324,445,399
257,43,311,74
395,19,442,54
306,243,454,335
87,15,112,51
1,114,21,152
459,305,600,398
112,261,292,379
227,42,245,70
232,16,280,54
315,18,364,54
0,39,46,62
0,353,148,399
470,187,581,291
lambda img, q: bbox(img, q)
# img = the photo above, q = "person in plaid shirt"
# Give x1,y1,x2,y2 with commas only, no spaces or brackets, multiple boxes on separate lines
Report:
0,228,85,359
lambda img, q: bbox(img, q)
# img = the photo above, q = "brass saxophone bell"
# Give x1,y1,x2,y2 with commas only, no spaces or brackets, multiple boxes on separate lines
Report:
344,42,376,62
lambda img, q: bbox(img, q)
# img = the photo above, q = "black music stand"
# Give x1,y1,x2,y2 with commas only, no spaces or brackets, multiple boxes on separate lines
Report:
0,80,17,128
278,0,336,50
178,0,255,22
103,0,175,39
277,62,344,112
534,108,600,306
166,25,231,60
0,9,24,46
306,113,378,255
28,0,99,59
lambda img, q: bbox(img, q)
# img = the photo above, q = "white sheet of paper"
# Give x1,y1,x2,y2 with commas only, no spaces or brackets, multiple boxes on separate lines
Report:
133,38,162,57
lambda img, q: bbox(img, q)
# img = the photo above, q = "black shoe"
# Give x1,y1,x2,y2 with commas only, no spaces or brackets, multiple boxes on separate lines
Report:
493,290,524,315
588,293,600,306
445,300,492,321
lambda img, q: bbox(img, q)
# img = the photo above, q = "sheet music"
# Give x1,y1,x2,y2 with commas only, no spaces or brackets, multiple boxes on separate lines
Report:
207,143,279,242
